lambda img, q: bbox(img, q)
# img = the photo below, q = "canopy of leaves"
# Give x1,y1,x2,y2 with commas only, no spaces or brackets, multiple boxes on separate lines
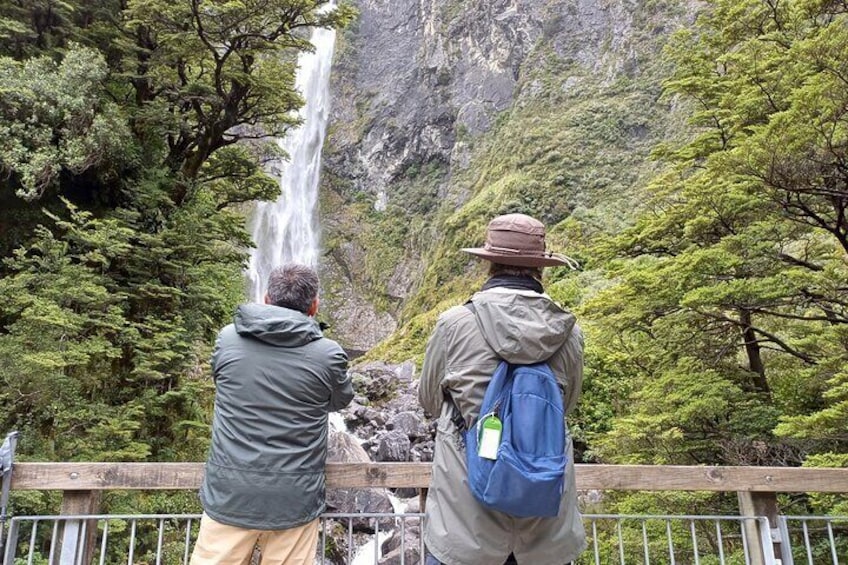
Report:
0,0,353,498
578,0,848,477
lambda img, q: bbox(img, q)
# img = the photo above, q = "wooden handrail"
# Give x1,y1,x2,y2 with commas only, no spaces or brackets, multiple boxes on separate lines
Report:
9,462,846,565
10,462,848,493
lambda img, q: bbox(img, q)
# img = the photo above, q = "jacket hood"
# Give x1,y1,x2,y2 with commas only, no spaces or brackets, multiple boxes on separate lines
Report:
234,303,322,347
470,287,575,364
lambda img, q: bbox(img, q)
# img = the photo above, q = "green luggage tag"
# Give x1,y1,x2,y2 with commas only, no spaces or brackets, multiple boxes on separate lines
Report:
477,412,502,460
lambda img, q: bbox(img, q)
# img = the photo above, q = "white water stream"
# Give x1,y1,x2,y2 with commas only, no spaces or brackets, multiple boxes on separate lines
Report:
329,414,409,565
246,5,337,302
244,9,410,563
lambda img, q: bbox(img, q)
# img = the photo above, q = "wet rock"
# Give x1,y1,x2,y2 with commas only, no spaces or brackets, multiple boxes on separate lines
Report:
392,486,420,500
386,411,427,439
326,486,396,534
337,361,438,472
379,520,422,565
378,430,411,462
327,487,395,533
327,429,369,464
317,523,373,565
405,496,421,514
327,429,395,532
348,364,400,404
354,405,385,426
393,361,416,382
329,361,438,526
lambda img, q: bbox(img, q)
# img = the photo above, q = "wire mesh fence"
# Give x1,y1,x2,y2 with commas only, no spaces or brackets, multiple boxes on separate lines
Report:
3,512,845,564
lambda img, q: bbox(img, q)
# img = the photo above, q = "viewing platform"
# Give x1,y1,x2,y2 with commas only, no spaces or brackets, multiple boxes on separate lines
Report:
3,462,848,564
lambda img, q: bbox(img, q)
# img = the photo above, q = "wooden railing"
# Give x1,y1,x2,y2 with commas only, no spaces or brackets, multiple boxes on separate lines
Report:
8,462,848,565
11,461,848,492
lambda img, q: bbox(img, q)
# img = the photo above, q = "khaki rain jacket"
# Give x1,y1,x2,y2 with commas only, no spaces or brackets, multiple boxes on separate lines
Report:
419,287,586,565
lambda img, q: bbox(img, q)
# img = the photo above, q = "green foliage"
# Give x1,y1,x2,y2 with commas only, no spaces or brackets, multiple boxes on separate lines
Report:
0,0,355,484
802,453,848,515
0,194,227,462
0,46,135,200
0,205,139,460
574,0,848,497
0,0,354,203
0,0,76,59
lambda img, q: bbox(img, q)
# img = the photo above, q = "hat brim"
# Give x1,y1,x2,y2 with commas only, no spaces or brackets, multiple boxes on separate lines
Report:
461,247,572,267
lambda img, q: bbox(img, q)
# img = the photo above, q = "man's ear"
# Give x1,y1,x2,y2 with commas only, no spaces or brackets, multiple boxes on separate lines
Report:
307,297,320,317
264,293,272,305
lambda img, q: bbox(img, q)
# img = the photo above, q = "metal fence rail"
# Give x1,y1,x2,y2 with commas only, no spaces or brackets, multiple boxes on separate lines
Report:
780,516,847,565
584,514,775,565
8,512,844,565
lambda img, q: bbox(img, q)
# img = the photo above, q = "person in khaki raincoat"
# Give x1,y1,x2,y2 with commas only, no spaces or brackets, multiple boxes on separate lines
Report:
419,214,586,565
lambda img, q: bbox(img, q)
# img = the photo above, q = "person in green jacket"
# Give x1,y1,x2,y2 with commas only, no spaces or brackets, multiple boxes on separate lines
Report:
419,214,586,565
191,263,354,565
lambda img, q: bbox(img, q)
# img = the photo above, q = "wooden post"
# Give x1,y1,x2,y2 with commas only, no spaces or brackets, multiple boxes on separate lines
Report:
55,490,101,565
419,487,428,513
737,490,786,565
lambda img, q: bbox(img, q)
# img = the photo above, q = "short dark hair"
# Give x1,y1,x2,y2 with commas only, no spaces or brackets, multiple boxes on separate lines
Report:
267,264,319,313
489,262,543,281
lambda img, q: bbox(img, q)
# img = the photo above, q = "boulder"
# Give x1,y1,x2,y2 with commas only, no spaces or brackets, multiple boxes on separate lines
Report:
377,430,411,462
327,429,369,464
379,521,422,565
386,411,427,439
326,429,395,533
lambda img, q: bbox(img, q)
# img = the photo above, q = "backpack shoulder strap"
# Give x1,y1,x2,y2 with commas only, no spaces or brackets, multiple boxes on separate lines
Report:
442,300,478,434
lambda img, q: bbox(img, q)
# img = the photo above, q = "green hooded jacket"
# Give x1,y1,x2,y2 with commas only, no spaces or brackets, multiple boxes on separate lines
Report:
200,303,353,530
419,287,586,564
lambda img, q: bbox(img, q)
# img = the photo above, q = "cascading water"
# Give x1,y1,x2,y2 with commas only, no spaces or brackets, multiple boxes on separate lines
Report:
245,9,408,562
246,6,337,302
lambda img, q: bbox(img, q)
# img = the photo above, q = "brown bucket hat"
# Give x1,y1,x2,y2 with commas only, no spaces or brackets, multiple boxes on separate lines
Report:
461,213,579,268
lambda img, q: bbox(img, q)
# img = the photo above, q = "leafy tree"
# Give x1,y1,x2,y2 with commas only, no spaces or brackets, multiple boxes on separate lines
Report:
0,45,134,202
1,0,353,204
0,0,76,59
0,0,353,475
582,0,848,473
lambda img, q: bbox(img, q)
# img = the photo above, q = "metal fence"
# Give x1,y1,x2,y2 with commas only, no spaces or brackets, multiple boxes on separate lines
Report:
780,516,848,565
5,512,844,565
584,514,774,565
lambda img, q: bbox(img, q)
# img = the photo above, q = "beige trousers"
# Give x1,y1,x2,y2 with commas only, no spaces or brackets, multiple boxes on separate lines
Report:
190,513,320,565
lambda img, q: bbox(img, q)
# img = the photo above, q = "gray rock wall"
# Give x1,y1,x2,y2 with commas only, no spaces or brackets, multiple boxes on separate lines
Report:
327,0,679,197
319,0,694,351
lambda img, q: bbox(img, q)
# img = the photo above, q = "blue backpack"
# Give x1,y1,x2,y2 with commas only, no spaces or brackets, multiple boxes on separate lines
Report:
464,360,567,518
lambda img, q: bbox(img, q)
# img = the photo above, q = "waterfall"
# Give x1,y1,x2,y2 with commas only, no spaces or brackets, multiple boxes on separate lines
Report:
246,8,337,302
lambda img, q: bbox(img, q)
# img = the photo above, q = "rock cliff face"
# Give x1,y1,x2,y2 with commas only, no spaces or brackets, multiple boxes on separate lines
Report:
328,0,545,199
320,0,694,352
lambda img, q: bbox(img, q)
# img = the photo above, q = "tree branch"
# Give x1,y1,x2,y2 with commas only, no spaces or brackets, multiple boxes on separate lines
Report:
694,309,818,364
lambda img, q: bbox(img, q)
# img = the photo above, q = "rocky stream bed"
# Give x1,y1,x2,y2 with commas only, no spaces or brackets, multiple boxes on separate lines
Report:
325,361,436,564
